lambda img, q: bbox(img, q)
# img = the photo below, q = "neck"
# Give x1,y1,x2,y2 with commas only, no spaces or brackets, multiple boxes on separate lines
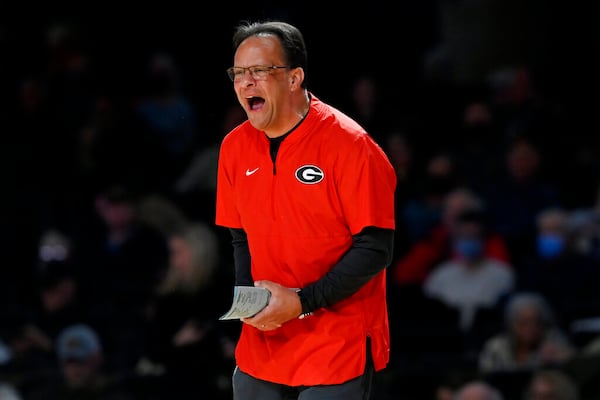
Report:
267,90,310,138
297,90,310,118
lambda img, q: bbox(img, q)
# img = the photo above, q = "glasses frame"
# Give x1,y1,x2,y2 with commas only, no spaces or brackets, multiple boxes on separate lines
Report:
226,65,290,82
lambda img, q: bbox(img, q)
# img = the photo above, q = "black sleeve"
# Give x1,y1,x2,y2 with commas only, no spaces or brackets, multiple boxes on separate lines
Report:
299,226,394,314
229,228,253,286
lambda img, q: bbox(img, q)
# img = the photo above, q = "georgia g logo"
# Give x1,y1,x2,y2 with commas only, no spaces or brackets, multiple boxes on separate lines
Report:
295,165,324,184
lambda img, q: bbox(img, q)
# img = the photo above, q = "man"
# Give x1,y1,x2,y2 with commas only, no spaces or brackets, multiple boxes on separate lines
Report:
215,20,396,400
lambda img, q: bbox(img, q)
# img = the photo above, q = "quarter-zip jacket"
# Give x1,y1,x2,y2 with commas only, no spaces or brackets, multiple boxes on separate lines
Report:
215,93,396,386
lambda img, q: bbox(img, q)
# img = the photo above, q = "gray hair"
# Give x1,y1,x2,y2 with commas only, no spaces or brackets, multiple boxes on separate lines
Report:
504,291,555,328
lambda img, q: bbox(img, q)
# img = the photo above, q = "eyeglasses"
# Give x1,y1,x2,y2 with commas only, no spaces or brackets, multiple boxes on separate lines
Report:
226,65,290,82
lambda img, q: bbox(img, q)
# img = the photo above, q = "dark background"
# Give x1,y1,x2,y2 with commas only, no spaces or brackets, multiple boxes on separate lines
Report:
1,1,600,398
4,0,598,130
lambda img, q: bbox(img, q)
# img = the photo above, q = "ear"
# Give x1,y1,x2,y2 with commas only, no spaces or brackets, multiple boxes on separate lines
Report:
289,67,304,90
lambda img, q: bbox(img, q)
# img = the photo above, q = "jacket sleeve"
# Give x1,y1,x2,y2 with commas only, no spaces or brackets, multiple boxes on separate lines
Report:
299,226,394,314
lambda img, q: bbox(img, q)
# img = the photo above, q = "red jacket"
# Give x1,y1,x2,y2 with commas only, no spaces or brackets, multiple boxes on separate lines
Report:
216,95,396,385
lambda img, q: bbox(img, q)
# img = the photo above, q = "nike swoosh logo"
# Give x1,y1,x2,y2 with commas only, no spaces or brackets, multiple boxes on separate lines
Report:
246,167,259,176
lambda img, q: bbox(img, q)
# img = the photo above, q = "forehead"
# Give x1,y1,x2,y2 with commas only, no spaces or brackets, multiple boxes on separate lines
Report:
234,35,284,65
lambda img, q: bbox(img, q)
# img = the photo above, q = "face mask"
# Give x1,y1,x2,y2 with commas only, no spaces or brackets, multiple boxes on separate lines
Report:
537,233,565,259
454,238,484,260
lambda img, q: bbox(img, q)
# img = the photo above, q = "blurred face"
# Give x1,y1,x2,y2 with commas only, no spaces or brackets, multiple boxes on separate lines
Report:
538,211,566,234
232,35,301,137
428,154,454,177
95,198,135,231
463,102,492,126
169,236,192,278
456,383,497,400
512,305,544,346
42,278,76,312
385,133,412,173
352,77,377,108
507,141,539,181
442,192,478,228
435,386,455,400
528,377,557,400
63,359,98,388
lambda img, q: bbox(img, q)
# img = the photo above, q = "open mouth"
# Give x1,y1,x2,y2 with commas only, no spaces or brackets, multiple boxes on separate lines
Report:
247,96,265,111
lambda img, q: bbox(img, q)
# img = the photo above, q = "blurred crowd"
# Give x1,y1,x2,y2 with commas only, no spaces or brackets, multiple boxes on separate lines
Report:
1,4,600,400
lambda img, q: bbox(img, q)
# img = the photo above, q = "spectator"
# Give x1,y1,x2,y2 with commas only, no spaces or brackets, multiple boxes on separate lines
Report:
434,369,481,400
523,369,579,400
70,96,146,210
568,182,600,263
21,260,87,351
130,52,198,193
382,131,419,258
339,74,392,144
70,183,169,373
392,187,510,286
423,208,515,331
25,323,134,400
139,222,235,399
478,292,575,374
517,207,600,328
480,136,561,265
400,151,462,244
453,99,504,192
383,131,416,203
0,230,84,381
25,228,88,343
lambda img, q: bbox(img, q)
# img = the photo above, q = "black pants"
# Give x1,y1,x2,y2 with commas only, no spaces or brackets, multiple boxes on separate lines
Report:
232,340,374,400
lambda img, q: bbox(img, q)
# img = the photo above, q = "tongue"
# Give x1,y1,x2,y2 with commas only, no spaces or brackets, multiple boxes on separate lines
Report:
251,98,265,111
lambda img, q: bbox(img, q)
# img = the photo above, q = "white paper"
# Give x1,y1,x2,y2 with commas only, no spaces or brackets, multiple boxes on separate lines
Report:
219,286,271,320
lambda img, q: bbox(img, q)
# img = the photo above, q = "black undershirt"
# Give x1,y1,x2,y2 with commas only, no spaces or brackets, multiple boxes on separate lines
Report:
268,105,308,170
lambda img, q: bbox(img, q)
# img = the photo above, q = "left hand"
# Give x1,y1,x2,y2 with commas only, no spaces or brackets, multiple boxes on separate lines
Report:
241,280,303,331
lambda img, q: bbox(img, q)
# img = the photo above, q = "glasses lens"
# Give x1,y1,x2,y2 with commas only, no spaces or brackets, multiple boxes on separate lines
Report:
250,66,270,80
227,66,286,82
226,67,239,82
